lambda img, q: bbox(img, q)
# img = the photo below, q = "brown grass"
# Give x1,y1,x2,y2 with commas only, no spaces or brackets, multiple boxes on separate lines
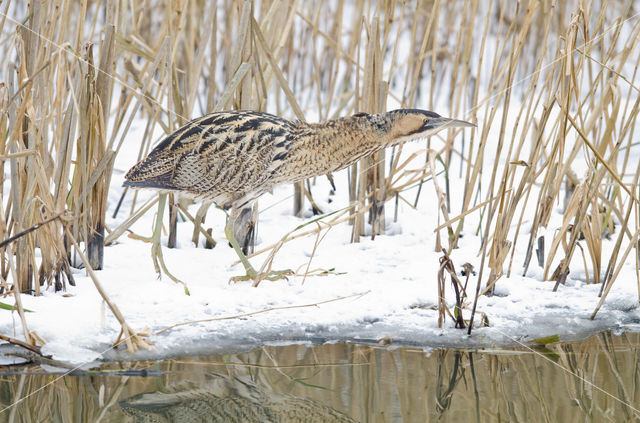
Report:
0,0,638,349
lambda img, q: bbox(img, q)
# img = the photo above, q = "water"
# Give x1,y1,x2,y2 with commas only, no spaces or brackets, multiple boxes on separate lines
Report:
1,331,639,422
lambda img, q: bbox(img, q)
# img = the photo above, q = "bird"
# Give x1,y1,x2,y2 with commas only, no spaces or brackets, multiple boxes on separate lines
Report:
124,109,474,283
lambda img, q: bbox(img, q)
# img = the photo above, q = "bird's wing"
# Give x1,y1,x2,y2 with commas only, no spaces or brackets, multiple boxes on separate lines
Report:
125,111,294,206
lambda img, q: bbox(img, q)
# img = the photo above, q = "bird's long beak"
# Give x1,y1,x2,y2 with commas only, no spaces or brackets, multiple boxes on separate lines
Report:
428,117,476,129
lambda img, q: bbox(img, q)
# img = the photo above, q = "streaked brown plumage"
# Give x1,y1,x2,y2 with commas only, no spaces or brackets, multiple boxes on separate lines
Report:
124,109,474,282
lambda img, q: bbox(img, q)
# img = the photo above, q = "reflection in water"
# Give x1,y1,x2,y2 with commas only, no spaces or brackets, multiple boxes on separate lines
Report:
0,331,639,422
120,373,356,422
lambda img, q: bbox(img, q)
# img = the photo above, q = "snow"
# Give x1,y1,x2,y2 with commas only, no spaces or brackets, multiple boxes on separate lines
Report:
1,3,639,366
2,116,639,365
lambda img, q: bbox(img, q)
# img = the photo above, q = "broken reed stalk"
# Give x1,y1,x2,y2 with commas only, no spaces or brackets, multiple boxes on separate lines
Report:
155,290,370,336
0,332,44,356
437,250,468,329
65,228,152,353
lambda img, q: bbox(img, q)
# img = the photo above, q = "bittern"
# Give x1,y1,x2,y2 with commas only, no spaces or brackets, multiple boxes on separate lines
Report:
124,109,474,282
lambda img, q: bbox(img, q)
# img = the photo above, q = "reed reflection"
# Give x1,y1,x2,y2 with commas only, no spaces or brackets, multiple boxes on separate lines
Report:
0,332,639,422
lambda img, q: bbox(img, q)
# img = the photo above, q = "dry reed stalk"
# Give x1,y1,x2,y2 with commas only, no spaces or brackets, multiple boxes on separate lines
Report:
545,82,626,288
154,290,370,335
177,203,217,248
429,154,455,252
484,6,555,281
0,1,159,351
237,150,435,268
65,228,152,353
190,202,212,247
8,255,35,346
480,2,538,292
460,1,640,307
0,82,9,283
0,0,638,346
252,7,306,225
597,160,640,299
437,250,467,329
239,204,361,266
68,44,108,270
355,18,387,240
3,2,77,295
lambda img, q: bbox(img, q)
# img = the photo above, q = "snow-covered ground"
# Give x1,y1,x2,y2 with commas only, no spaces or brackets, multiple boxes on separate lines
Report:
1,1,639,367
1,111,638,366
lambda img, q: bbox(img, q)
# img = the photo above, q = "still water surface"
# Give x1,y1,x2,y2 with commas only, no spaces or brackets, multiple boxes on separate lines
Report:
1,331,639,422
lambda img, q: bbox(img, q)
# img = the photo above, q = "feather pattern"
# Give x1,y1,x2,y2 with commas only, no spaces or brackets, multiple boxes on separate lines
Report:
124,109,473,210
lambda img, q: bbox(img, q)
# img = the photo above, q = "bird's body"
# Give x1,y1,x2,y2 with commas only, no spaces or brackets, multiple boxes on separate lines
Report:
126,111,297,209
124,109,474,282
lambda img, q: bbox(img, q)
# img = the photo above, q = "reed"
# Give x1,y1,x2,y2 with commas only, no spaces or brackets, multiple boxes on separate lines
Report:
0,0,638,350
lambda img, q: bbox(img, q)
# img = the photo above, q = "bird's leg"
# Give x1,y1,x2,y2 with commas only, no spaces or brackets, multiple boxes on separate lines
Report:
225,216,293,285
225,216,257,279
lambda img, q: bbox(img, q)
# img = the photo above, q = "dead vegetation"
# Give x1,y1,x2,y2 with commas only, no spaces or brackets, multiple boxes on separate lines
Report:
0,0,638,351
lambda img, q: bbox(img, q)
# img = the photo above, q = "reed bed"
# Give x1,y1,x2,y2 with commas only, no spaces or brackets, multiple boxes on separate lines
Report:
0,0,638,351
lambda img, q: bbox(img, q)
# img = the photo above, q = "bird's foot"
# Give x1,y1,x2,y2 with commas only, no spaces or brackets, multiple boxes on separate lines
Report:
230,269,294,286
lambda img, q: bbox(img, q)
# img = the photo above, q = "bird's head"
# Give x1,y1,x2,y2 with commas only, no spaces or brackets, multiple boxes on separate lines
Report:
382,109,475,146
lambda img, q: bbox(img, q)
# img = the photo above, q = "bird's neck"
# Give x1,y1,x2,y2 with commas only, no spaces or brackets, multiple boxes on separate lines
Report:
286,116,391,180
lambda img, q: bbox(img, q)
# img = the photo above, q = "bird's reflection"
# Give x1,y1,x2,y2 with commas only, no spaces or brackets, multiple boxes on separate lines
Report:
120,372,357,423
